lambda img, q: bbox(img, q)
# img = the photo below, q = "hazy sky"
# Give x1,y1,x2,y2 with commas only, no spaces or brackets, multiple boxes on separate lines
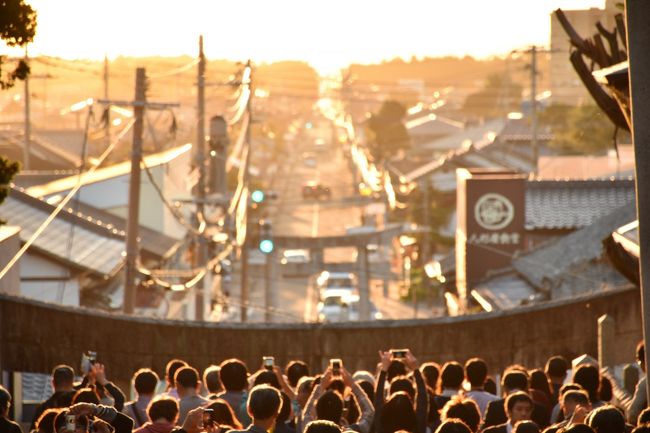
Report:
6,0,606,74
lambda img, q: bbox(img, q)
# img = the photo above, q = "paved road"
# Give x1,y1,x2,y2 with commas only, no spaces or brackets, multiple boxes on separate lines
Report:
210,119,440,323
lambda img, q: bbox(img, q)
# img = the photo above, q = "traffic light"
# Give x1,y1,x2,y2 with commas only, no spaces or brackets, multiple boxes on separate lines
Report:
251,189,265,204
258,219,274,254
249,189,278,214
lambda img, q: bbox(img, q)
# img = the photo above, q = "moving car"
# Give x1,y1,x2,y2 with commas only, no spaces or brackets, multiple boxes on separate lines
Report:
316,271,357,300
302,181,331,200
316,291,382,323
281,249,310,265
302,152,317,168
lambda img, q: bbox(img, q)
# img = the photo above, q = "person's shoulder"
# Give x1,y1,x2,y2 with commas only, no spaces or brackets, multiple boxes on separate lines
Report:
483,423,508,433
1,417,24,433
486,398,504,408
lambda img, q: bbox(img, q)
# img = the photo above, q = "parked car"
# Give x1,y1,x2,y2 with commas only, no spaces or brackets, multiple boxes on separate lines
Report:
302,181,331,200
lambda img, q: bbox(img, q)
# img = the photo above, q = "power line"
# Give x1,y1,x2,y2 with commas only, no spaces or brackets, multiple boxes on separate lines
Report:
0,117,136,281
148,58,200,80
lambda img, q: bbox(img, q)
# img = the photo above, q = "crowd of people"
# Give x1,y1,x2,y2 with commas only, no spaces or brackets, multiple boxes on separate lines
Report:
1,344,648,433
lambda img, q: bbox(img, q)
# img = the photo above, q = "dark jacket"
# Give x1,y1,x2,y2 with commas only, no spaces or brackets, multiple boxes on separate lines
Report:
482,423,508,433
374,369,429,433
0,417,23,433
30,390,76,430
483,398,550,429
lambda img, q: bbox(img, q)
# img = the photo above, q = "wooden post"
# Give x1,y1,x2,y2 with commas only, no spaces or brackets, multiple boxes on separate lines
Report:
123,68,146,314
625,0,650,403
598,314,615,368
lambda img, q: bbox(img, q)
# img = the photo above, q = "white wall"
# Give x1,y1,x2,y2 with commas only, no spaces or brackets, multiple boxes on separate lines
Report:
0,226,21,295
49,155,190,239
20,253,80,306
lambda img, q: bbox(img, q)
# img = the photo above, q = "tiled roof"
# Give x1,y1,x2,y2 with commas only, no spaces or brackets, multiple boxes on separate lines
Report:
408,119,505,156
66,201,179,259
498,118,554,142
537,146,635,180
399,137,536,186
472,203,636,310
525,179,636,230
26,143,192,198
472,270,537,310
0,129,80,170
513,202,637,290
406,113,464,135
0,187,126,277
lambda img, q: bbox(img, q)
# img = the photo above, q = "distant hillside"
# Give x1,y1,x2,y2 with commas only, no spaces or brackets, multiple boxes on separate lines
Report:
346,55,549,91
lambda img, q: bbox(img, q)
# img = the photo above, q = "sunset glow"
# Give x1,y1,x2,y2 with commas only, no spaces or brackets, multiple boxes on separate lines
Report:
6,0,606,74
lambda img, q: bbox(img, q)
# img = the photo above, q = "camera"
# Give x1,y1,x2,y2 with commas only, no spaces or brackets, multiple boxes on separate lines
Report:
203,409,214,427
330,358,342,374
390,349,408,359
81,351,97,374
263,356,274,371
65,414,76,432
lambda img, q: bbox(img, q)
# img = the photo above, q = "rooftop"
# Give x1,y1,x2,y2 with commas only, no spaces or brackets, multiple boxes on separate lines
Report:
472,202,636,311
0,187,179,277
524,178,635,230
0,188,126,277
26,143,192,198
514,201,636,290
537,146,635,180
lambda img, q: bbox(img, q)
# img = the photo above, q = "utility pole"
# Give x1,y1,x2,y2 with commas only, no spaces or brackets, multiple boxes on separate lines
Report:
119,69,179,315
209,115,229,195
123,67,147,314
195,35,207,321
264,251,272,322
357,244,371,321
530,45,539,176
240,61,252,322
625,0,650,403
23,48,31,170
104,55,111,150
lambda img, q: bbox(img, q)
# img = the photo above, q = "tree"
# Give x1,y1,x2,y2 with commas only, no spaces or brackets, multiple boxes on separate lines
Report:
461,73,523,119
366,100,410,162
0,0,37,89
0,156,19,226
540,104,616,154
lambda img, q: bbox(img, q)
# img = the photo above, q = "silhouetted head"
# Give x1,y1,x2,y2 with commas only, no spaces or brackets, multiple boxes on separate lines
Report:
133,368,159,396
440,362,464,391
378,391,416,433
286,360,310,388
572,365,600,404
247,384,282,421
441,397,481,433
203,365,221,394
305,420,342,433
206,399,242,430
421,362,441,390
389,375,415,399
514,421,540,433
434,419,472,433
219,358,249,392
147,396,179,424
465,358,488,389
316,390,344,424
586,405,625,433
165,359,188,387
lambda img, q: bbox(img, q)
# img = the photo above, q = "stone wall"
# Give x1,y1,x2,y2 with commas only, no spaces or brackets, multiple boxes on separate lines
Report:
0,286,642,383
